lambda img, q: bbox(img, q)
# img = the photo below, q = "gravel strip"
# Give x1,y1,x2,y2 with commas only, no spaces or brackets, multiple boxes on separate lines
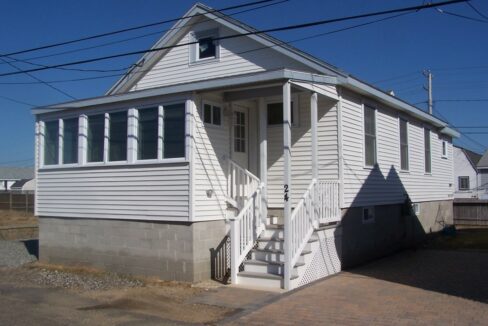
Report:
33,268,144,291
0,240,37,267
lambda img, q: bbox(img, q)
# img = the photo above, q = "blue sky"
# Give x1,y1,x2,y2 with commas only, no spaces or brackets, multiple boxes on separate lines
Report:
0,0,487,166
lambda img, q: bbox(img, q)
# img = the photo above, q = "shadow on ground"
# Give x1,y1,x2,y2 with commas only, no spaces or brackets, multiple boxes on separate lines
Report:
22,239,38,259
349,248,488,303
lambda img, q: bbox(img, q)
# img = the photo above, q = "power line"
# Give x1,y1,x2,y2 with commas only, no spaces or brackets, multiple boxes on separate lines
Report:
0,0,468,78
435,99,488,102
454,126,488,128
0,0,288,69
0,94,36,107
466,1,488,20
0,0,279,58
0,57,76,100
0,11,415,87
436,7,488,23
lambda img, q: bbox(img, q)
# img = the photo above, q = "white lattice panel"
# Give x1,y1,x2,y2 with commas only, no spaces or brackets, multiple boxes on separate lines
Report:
298,228,342,288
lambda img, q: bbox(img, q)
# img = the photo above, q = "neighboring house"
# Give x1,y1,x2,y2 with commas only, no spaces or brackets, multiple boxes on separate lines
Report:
453,146,482,199
0,167,34,191
477,150,488,199
32,3,459,291
10,178,36,193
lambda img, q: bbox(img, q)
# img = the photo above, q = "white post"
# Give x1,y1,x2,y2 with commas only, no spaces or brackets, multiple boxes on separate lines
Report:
230,219,240,284
58,119,63,165
103,113,110,163
337,88,344,210
78,115,88,165
311,92,318,180
258,98,268,221
283,81,292,290
127,109,137,163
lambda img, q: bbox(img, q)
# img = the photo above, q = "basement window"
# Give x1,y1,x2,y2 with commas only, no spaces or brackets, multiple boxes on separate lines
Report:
362,206,375,224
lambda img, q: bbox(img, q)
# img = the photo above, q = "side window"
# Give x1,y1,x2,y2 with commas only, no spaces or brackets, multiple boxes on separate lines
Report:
63,118,78,164
399,118,409,171
109,111,127,162
138,108,159,160
442,140,448,158
458,176,470,191
190,29,219,63
364,105,377,167
44,120,59,165
202,103,222,126
267,101,297,126
87,114,105,163
424,128,431,173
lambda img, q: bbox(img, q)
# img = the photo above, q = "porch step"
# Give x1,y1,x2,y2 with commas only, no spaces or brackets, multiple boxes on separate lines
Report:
243,259,305,275
257,235,319,251
237,271,298,289
251,248,312,263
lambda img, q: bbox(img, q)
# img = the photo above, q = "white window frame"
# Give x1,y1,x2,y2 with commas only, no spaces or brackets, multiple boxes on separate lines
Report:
399,117,409,172
441,140,448,158
362,206,375,224
412,203,420,215
265,94,299,128
363,103,377,168
424,127,432,174
201,100,223,128
38,100,189,170
189,29,220,64
458,176,470,191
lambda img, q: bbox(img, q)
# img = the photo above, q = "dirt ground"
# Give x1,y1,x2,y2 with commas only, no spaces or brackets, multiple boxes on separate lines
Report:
0,263,236,325
0,209,37,226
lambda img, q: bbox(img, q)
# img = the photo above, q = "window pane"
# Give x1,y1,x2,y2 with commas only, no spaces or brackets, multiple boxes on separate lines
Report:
267,103,282,125
424,129,431,173
163,104,185,158
44,120,59,165
364,106,376,166
198,37,216,59
400,119,408,170
138,108,158,160
213,106,221,125
203,104,212,124
63,118,78,164
87,114,105,162
109,111,127,161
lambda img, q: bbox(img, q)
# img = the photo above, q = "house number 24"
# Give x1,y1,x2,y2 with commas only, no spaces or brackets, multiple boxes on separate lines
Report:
284,184,289,202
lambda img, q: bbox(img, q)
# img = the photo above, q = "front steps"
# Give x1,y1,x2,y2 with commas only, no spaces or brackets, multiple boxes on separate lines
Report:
235,215,317,289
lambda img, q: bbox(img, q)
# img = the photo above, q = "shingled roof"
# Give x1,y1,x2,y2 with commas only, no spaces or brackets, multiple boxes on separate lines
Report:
0,167,34,180
478,150,488,169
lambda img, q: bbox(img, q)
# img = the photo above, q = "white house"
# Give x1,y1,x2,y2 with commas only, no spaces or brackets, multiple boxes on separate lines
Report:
32,3,458,290
453,146,482,199
477,150,488,199
0,167,34,191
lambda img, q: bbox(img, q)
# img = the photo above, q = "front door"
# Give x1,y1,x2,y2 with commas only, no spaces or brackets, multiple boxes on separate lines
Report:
231,105,248,169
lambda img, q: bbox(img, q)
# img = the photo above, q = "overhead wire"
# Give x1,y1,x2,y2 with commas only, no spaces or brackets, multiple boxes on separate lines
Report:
0,0,469,78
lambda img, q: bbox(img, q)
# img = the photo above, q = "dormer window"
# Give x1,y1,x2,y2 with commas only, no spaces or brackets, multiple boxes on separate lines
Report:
190,29,219,63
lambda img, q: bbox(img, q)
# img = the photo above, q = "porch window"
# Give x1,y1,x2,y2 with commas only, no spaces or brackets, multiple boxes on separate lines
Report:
458,176,470,190
234,111,246,153
44,120,59,165
399,118,409,171
424,128,431,173
163,104,185,158
267,102,295,125
62,118,78,164
109,111,127,162
203,103,222,126
87,114,105,163
364,105,377,167
138,108,158,160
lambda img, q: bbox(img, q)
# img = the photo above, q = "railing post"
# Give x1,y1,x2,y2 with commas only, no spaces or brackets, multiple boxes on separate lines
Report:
283,81,292,290
230,219,240,285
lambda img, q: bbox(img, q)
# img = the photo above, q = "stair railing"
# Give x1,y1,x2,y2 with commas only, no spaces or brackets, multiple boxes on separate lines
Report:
227,159,260,208
285,179,341,289
230,182,265,284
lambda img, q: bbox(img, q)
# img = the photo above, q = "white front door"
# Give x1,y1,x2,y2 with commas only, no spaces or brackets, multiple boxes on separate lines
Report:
231,105,248,169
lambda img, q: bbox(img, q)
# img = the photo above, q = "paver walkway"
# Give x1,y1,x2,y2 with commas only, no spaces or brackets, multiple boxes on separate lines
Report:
223,249,488,325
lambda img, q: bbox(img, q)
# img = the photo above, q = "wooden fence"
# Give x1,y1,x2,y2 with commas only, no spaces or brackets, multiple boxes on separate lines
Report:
453,199,488,227
0,192,35,213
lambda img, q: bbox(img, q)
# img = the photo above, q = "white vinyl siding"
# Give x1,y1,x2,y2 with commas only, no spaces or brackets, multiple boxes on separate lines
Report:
267,94,339,207
341,90,453,207
192,95,229,221
131,20,311,91
36,163,190,221
453,146,479,198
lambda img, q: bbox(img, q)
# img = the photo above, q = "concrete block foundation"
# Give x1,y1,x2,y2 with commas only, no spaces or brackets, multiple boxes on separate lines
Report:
39,217,227,283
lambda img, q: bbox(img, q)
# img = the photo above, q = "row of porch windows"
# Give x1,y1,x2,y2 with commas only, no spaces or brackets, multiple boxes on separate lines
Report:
42,104,185,166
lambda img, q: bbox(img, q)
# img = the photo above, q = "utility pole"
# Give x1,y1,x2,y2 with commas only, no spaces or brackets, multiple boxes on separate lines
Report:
423,70,433,114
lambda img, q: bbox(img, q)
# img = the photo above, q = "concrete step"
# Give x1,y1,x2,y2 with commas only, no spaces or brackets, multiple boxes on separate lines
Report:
243,259,305,275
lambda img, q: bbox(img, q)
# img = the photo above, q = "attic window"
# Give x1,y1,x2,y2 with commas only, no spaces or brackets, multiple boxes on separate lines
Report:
190,29,219,63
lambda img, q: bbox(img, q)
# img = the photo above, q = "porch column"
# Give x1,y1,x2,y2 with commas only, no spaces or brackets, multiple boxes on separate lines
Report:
258,98,268,219
311,92,318,180
283,81,292,290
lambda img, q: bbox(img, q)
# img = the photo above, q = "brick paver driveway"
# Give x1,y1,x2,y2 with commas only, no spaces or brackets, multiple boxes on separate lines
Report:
224,249,488,325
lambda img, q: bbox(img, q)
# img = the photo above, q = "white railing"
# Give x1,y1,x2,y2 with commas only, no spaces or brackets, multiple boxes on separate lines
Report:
227,159,260,208
287,179,341,287
230,183,265,284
